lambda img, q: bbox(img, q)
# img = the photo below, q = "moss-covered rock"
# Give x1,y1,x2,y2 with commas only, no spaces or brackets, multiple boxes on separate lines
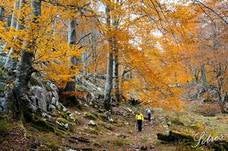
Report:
31,119,55,132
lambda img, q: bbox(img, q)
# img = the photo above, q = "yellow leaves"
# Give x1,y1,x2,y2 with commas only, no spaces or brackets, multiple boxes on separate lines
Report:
0,1,85,88
38,60,79,88
1,0,222,112
114,30,130,43
33,33,82,87
122,77,184,111
171,5,194,20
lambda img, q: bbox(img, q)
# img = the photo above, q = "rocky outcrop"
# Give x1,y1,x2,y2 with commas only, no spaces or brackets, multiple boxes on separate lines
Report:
184,83,220,102
0,68,62,114
75,74,104,103
28,73,61,113
0,48,16,112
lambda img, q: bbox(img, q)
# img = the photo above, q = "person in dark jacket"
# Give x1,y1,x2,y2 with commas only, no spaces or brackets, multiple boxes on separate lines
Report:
146,108,152,122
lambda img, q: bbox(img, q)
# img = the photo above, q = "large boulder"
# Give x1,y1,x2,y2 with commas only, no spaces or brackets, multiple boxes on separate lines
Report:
28,73,61,113
0,50,62,114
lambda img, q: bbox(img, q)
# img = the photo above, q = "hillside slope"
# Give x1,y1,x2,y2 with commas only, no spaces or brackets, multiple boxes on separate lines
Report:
0,101,227,151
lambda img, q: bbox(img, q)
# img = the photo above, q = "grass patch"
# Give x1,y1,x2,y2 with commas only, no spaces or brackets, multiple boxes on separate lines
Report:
38,133,61,150
141,136,148,144
0,117,11,132
31,119,55,132
84,112,98,120
112,138,131,146
84,127,99,135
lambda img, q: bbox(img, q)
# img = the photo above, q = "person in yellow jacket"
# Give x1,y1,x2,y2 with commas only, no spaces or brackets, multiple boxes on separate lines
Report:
135,112,144,132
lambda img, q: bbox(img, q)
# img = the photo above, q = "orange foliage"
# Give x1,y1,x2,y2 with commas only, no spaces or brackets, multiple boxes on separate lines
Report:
0,0,226,111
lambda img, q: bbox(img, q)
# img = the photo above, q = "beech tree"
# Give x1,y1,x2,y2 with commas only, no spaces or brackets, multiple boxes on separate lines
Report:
0,0,226,114
0,0,87,119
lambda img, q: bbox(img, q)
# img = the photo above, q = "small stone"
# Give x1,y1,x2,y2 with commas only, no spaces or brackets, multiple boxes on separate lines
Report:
84,103,89,107
117,134,127,138
49,104,56,111
108,118,114,123
69,113,76,122
74,111,81,115
66,111,72,115
124,122,129,125
126,107,133,113
66,149,76,151
63,107,67,112
41,112,47,117
88,120,96,126
64,123,69,129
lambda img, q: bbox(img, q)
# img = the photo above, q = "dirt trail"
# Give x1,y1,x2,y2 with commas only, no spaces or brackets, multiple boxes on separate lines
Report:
63,105,210,151
64,106,167,151
2,103,220,150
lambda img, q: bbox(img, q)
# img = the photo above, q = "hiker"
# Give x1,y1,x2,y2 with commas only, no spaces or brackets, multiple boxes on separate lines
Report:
146,108,152,122
135,112,144,132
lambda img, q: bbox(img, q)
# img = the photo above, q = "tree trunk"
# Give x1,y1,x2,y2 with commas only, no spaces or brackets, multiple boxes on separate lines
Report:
215,64,226,113
200,64,207,85
16,0,25,30
13,51,34,120
2,0,19,53
104,51,113,110
91,31,98,73
4,0,25,68
193,67,200,83
112,0,120,102
12,0,41,120
66,19,77,91
0,6,4,21
68,20,77,45
10,0,19,28
31,0,41,17
104,6,113,110
113,38,120,102
82,52,89,76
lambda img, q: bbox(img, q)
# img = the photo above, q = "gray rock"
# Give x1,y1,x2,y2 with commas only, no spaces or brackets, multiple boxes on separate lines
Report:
0,97,6,112
48,104,56,111
62,106,67,112
30,86,48,112
88,120,96,126
28,74,63,114
69,113,76,122
64,123,69,129
56,118,70,130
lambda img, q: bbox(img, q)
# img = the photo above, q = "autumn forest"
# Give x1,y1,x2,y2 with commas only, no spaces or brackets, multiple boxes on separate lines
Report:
0,0,227,150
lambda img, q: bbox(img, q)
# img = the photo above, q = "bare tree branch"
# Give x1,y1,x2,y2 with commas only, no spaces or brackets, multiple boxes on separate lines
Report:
194,0,228,24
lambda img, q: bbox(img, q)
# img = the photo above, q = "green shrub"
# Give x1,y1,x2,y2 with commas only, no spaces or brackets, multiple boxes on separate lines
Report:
0,118,10,132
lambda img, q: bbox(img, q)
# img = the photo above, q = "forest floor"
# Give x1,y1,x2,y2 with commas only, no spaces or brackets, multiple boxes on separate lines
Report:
0,101,227,151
